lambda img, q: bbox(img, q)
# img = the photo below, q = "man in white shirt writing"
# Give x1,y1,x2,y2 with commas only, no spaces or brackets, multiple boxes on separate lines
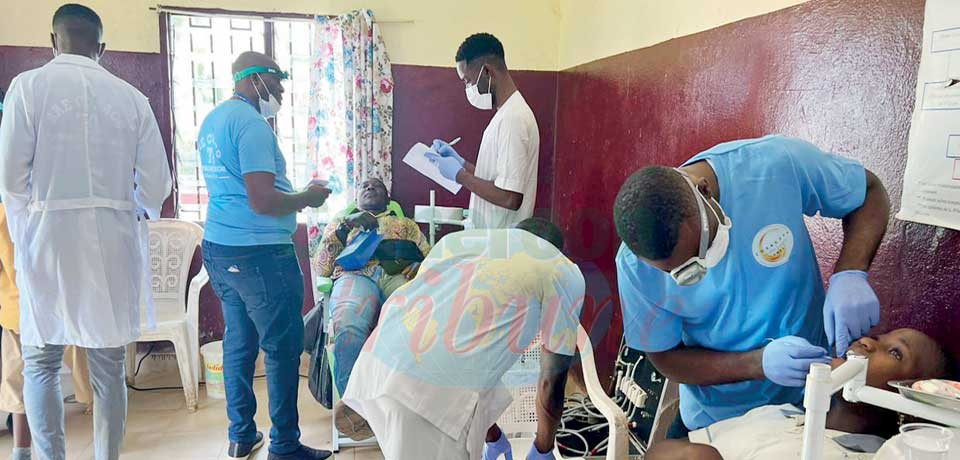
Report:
427,33,541,230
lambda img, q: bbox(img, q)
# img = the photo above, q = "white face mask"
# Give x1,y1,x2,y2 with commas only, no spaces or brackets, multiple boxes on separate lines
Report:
465,66,493,110
253,74,282,119
669,169,732,286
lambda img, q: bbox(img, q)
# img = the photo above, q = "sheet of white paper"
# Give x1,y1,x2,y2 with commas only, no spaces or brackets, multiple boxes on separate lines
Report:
402,142,463,194
898,0,960,231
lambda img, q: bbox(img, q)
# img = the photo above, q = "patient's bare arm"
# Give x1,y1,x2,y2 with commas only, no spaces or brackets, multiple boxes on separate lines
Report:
646,440,723,460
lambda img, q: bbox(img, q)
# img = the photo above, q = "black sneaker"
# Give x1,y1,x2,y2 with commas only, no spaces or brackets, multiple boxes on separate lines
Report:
267,445,332,460
227,432,265,459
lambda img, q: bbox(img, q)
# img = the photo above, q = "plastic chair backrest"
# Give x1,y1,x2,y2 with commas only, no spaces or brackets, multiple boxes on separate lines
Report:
497,334,543,437
336,201,405,218
499,327,630,460
145,219,204,314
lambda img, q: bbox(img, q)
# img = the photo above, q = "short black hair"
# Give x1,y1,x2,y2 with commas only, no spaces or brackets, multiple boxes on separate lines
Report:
516,217,564,251
455,33,505,64
614,166,696,260
52,4,103,40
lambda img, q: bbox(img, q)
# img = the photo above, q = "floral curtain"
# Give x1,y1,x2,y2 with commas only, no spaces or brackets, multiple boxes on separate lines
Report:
307,9,394,267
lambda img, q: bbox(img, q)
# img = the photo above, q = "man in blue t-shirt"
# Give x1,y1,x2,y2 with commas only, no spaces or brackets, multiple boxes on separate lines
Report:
613,136,890,434
198,51,332,460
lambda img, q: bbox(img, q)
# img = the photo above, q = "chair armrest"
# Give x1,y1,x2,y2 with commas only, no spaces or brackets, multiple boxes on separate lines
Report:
313,276,334,335
187,266,210,326
577,325,630,460
648,379,680,447
316,276,334,296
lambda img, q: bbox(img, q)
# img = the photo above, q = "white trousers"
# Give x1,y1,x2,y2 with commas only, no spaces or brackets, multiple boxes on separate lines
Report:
361,396,473,460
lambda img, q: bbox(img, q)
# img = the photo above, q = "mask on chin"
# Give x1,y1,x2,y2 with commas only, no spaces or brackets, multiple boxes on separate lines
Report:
668,168,732,286
253,73,282,119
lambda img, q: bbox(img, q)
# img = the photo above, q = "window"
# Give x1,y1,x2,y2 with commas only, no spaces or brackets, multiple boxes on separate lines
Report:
165,11,315,221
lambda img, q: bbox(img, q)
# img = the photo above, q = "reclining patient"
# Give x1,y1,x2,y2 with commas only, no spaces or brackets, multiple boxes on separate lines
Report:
646,328,952,460
313,177,430,398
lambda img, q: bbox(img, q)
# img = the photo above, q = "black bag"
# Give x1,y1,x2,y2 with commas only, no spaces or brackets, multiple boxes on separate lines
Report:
374,239,425,275
303,302,324,354
306,301,334,409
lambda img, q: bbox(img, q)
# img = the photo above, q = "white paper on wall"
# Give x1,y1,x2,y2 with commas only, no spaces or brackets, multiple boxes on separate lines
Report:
898,0,960,230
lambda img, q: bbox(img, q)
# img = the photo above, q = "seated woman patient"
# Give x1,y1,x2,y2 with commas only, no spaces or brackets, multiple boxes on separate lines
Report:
313,177,430,410
646,328,952,460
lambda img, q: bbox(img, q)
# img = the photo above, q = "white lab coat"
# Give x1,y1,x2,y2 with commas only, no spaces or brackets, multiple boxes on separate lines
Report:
344,355,512,460
0,54,172,349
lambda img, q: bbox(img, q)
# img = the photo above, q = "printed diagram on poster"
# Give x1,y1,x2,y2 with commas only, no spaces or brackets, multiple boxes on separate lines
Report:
898,0,960,231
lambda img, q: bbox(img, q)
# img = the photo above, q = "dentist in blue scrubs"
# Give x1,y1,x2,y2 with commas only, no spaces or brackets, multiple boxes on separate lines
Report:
613,136,890,436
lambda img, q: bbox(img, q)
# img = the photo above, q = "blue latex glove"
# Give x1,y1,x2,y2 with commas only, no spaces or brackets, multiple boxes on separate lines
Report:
762,336,832,387
424,151,464,182
824,270,880,357
432,139,466,166
482,432,513,460
526,444,555,460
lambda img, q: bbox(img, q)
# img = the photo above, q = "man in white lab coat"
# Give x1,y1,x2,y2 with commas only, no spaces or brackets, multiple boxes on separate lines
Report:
426,33,541,229
0,5,171,460
340,218,584,460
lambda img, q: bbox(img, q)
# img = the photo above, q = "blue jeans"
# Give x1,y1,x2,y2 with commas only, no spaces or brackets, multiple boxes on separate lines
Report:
202,241,305,455
330,271,386,395
23,345,126,460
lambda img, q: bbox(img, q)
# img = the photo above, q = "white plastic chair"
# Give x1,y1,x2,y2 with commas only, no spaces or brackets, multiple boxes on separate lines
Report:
647,379,680,449
499,325,630,460
126,219,208,412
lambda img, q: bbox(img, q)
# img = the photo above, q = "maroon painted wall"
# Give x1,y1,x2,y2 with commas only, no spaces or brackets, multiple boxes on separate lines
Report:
553,0,960,373
0,47,558,344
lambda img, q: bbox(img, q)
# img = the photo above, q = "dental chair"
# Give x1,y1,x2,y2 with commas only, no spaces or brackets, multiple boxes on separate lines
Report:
311,201,406,453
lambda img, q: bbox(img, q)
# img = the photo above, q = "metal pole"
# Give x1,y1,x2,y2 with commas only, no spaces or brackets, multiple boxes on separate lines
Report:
429,190,436,246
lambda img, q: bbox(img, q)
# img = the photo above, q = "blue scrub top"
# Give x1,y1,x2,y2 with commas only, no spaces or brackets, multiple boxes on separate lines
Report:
199,99,296,246
616,135,867,430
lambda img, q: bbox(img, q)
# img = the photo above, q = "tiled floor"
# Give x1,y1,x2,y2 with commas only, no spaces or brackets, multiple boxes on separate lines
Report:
0,354,384,460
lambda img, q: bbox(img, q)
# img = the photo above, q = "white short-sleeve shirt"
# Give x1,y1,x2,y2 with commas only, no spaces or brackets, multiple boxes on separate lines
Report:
468,91,539,229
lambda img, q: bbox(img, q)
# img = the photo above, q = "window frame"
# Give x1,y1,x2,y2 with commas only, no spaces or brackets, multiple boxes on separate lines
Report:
159,6,322,222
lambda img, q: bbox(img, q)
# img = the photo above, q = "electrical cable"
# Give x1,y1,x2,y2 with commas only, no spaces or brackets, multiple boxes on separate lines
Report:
134,344,156,377
127,347,311,391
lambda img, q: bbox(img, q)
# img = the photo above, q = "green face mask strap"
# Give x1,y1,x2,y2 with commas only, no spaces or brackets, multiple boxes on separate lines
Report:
232,66,290,83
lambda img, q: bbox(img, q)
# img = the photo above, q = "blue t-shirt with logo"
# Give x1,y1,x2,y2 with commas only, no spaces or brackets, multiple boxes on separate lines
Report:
199,99,296,246
615,135,867,430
